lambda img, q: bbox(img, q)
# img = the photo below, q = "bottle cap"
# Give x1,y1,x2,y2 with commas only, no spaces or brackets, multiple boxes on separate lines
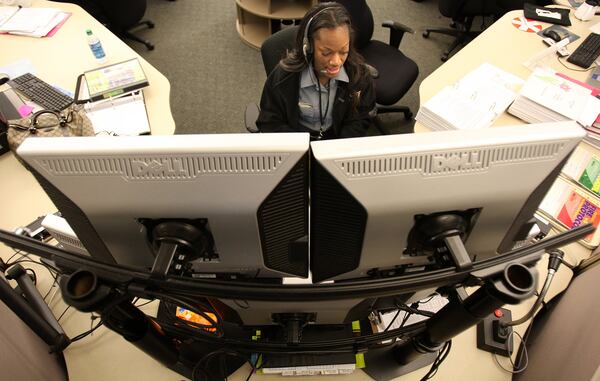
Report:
86,29,92,35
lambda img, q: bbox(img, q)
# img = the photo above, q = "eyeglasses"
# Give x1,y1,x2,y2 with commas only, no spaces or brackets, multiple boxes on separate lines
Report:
9,110,75,133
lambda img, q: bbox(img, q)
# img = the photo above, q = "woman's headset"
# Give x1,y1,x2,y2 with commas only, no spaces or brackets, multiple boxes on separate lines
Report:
302,6,337,60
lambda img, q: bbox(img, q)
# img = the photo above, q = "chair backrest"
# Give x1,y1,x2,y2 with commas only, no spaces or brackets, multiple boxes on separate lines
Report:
100,0,147,29
438,0,504,19
260,26,299,76
0,301,68,381
331,0,373,50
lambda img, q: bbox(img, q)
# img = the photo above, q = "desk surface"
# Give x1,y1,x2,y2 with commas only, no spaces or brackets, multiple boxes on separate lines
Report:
417,9,597,132
0,7,595,381
0,0,174,135
0,0,175,239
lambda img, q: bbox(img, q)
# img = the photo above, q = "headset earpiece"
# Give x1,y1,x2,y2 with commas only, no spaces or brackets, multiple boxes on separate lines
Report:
302,38,310,59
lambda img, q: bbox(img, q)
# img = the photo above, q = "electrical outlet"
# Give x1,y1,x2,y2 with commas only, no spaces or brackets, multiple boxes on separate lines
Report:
476,307,513,357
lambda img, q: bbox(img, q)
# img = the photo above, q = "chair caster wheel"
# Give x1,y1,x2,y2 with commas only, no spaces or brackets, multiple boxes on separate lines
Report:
146,43,155,50
441,53,449,62
423,31,430,38
148,21,155,29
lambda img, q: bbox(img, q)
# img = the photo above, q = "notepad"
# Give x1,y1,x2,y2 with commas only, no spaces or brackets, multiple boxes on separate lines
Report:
0,6,69,37
84,90,150,136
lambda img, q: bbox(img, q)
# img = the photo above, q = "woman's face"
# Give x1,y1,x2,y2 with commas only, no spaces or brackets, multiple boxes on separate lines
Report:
312,25,350,81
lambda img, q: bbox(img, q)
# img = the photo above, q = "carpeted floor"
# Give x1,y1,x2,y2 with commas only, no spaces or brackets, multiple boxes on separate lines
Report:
128,0,468,135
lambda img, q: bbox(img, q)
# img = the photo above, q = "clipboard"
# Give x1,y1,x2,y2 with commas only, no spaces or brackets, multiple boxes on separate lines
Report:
76,58,149,102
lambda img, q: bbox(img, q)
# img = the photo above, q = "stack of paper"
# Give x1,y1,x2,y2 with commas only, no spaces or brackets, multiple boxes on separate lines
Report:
416,63,524,131
508,68,600,143
0,6,69,37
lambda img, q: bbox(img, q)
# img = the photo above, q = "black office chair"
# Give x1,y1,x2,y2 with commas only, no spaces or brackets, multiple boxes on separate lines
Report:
245,26,384,134
423,0,552,61
245,26,299,133
100,0,155,50
53,0,156,50
246,1,419,135
333,0,418,127
423,0,502,62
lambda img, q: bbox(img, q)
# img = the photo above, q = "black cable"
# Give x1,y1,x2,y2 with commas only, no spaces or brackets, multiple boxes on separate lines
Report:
418,294,437,304
398,303,435,318
244,358,258,381
134,299,154,308
493,330,528,374
57,305,71,322
42,280,58,301
10,258,60,276
5,249,24,264
24,267,37,285
420,340,452,381
556,55,598,72
559,257,575,270
160,317,425,355
399,312,411,328
71,320,104,342
383,309,402,332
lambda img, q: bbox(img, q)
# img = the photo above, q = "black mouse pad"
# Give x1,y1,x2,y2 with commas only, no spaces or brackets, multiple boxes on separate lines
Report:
538,25,580,44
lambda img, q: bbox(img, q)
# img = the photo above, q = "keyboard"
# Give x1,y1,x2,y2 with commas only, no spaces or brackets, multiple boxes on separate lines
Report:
567,33,600,69
9,73,74,111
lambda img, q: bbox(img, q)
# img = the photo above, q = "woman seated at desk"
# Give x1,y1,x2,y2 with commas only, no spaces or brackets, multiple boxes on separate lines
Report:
256,2,376,140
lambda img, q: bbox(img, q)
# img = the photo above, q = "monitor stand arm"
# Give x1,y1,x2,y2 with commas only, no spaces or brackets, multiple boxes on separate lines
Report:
393,259,537,367
59,270,186,377
0,263,70,352
148,220,212,277
409,212,475,271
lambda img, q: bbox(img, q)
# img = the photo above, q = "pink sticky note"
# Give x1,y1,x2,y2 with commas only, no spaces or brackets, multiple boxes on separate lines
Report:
18,104,34,117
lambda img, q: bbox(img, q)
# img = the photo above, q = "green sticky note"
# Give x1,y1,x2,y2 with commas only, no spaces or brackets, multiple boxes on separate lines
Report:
355,353,365,368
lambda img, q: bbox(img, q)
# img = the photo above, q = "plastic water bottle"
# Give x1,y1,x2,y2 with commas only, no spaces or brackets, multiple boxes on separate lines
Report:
86,29,107,64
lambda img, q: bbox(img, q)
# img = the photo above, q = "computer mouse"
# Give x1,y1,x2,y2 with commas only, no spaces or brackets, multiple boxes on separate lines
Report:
0,73,9,86
543,30,563,43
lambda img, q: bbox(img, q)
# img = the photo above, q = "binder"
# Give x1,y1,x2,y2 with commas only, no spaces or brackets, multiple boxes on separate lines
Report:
74,59,151,136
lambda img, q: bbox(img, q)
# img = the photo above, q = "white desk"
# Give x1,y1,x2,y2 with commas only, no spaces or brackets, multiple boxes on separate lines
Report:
0,0,175,135
0,3,177,379
0,7,594,381
416,9,598,263
418,9,598,131
0,0,175,235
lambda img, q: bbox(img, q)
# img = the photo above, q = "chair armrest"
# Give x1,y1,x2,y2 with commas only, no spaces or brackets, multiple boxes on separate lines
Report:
365,63,379,79
382,21,415,49
245,103,260,133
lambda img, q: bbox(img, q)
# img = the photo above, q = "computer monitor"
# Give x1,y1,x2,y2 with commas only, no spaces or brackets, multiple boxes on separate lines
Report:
310,121,585,282
17,133,310,279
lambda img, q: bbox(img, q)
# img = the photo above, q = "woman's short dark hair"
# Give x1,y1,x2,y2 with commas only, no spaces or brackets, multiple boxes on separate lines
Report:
279,2,369,88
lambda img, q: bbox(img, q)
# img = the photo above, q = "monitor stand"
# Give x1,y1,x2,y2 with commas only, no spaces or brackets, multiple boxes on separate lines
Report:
364,346,437,381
